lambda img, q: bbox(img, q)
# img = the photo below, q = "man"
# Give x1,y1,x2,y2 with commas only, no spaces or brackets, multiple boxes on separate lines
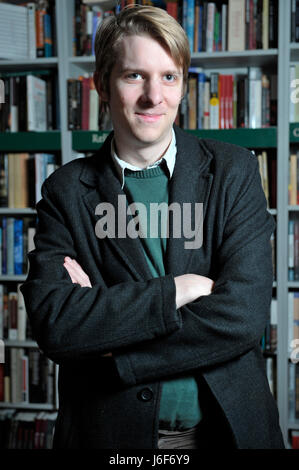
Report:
21,6,284,449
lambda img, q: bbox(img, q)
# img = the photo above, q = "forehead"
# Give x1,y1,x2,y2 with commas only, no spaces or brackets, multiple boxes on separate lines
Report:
114,34,182,72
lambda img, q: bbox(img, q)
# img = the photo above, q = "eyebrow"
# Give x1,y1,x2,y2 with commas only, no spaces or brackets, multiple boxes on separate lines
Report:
118,67,183,76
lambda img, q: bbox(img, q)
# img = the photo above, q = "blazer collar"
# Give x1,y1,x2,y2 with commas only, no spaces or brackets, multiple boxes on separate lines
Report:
80,127,213,279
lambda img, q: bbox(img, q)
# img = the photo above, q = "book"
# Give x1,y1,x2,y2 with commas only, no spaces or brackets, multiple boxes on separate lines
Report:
262,0,269,49
206,2,215,53
27,3,36,59
186,0,195,52
0,3,28,60
188,72,198,129
26,75,47,132
248,66,262,128
209,72,219,129
228,0,245,51
290,154,298,205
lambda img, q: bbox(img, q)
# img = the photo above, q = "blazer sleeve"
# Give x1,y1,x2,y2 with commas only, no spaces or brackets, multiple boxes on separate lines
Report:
20,180,181,363
113,153,276,386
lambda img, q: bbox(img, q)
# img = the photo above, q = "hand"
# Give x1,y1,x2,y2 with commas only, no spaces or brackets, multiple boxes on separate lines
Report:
174,274,214,309
63,257,92,288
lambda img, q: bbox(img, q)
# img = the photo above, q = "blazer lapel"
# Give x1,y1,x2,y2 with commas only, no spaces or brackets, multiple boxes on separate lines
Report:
80,134,153,281
165,126,213,276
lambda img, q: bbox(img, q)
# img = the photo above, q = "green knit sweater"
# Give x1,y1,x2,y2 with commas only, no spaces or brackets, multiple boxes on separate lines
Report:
123,165,202,431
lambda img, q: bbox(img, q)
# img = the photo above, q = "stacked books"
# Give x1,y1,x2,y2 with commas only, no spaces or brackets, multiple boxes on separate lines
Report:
0,1,56,60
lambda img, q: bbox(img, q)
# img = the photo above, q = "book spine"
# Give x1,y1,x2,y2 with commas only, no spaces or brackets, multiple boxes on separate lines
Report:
209,72,219,129
262,0,269,49
14,219,23,275
261,73,270,127
82,77,90,131
6,217,14,276
221,4,227,51
249,67,262,128
188,73,197,129
197,72,206,129
186,0,195,52
228,0,246,51
43,13,53,58
36,7,46,58
203,79,210,129
206,2,215,53
27,3,36,59
8,292,18,341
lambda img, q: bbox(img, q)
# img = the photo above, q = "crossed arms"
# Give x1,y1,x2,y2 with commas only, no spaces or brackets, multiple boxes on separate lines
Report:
21,153,275,386
63,256,214,309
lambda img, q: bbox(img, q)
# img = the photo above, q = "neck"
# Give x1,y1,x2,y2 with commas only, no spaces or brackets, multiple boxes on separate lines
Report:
113,130,172,169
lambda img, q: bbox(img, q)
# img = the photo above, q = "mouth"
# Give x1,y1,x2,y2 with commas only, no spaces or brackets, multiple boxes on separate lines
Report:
135,113,163,123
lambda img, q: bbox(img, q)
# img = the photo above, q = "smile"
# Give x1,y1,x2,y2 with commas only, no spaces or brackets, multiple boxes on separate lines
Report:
136,113,163,122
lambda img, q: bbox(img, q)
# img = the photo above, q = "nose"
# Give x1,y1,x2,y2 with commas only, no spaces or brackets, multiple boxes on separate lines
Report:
141,78,163,106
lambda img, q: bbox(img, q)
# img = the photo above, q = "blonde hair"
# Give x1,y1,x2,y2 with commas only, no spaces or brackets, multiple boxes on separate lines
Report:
94,5,190,111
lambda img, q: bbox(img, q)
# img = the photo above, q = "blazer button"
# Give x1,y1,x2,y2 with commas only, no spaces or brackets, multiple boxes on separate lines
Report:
138,388,153,402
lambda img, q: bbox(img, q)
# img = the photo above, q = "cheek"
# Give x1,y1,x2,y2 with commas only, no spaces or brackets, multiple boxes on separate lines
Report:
167,91,182,109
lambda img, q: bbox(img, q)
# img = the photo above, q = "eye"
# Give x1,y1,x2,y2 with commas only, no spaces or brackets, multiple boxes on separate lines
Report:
126,72,142,80
164,74,177,82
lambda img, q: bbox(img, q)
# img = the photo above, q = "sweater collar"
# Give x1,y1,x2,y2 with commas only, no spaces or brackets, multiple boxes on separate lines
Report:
110,128,176,189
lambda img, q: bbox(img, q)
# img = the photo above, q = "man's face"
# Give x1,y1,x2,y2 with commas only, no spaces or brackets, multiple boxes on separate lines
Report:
102,34,184,154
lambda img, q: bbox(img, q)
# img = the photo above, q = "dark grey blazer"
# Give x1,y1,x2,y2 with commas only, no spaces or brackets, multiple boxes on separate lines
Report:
21,125,284,449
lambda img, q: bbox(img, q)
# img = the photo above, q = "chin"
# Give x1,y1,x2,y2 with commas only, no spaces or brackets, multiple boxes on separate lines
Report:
132,127,168,144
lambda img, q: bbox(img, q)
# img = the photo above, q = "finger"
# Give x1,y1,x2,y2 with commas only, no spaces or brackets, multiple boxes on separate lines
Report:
64,262,91,287
63,262,81,284
65,259,92,286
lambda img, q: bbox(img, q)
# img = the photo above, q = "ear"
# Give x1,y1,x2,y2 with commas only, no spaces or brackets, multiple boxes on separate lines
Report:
93,71,109,102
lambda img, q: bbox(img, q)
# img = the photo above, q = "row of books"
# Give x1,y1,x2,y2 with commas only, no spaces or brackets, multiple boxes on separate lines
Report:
0,71,59,132
180,67,277,131
0,218,36,276
0,410,57,449
0,153,59,208
74,0,278,56
70,68,277,132
67,75,101,131
0,0,56,60
180,0,278,53
74,0,114,56
0,283,33,342
288,219,299,281
0,348,57,405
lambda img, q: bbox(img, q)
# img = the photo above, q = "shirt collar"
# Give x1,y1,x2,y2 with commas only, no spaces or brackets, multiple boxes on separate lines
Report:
111,128,176,189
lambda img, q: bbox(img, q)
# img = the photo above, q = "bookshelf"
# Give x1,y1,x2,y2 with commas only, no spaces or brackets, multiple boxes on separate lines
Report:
0,0,297,449
0,0,60,450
